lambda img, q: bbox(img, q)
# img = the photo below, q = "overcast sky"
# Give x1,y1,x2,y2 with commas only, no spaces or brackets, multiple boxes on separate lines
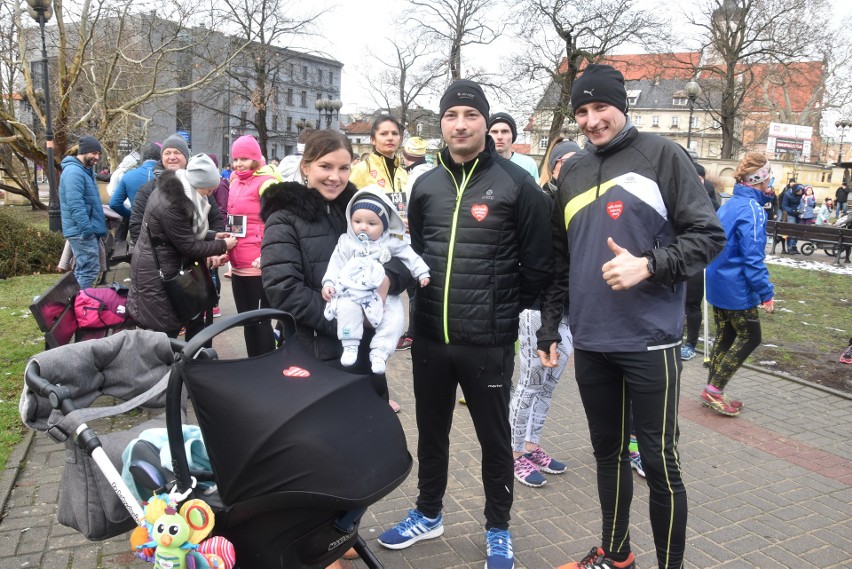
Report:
313,0,852,126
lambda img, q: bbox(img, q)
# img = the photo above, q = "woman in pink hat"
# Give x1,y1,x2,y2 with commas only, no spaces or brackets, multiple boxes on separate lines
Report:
220,135,282,355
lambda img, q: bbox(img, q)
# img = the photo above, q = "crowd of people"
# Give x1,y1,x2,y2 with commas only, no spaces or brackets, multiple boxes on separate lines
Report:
53,64,850,569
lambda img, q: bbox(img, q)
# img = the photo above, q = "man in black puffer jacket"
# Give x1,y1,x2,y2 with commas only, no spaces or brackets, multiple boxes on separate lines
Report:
378,79,554,569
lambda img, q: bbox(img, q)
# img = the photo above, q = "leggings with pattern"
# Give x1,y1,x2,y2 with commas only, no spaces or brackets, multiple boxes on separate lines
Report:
708,306,762,391
509,310,573,453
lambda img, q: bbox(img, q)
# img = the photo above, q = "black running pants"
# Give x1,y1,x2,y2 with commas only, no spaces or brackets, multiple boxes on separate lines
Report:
574,347,687,569
412,335,515,530
231,274,276,357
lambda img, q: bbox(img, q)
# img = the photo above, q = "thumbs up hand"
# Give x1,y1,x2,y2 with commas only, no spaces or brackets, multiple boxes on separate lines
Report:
601,237,653,291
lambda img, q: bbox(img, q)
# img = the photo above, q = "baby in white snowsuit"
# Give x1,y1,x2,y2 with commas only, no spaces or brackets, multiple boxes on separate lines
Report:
322,186,430,374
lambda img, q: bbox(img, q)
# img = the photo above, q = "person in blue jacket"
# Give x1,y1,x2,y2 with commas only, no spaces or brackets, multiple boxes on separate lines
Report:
704,151,775,417
109,142,161,220
59,135,107,289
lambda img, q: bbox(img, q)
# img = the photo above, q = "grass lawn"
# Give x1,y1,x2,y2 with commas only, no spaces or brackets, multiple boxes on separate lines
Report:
0,274,63,468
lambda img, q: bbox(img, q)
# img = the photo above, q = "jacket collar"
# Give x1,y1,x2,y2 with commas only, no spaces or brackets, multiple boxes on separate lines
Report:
438,135,496,173
260,181,357,223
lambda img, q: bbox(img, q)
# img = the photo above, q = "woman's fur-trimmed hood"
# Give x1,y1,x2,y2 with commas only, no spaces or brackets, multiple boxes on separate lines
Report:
260,181,357,223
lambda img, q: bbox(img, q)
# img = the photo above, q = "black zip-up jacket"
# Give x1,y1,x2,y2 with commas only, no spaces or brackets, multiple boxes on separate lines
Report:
538,127,725,352
260,181,413,362
408,137,554,346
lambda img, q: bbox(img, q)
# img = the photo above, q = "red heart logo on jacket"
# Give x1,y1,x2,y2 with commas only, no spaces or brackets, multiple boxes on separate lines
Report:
471,204,489,221
282,366,310,378
606,201,624,220
377,179,386,187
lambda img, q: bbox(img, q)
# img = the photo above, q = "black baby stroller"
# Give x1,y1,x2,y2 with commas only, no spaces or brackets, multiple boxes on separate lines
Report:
21,309,412,569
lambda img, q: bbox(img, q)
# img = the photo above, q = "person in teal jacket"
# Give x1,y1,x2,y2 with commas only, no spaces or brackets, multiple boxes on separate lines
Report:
59,135,107,289
704,151,775,417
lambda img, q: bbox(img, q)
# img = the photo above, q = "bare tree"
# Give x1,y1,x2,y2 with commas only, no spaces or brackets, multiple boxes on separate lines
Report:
1,0,246,210
406,0,504,82
208,0,323,159
509,0,674,161
365,40,445,130
688,0,832,159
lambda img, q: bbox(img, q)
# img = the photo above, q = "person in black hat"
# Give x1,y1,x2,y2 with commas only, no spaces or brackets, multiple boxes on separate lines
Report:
488,112,539,179
378,78,554,569
536,64,726,569
58,135,107,289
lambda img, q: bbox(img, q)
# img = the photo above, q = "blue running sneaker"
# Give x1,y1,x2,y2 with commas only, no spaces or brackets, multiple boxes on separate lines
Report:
377,509,443,550
629,452,645,478
680,344,696,361
485,528,514,569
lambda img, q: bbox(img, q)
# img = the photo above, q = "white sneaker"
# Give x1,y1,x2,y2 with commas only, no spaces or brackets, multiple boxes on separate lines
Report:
371,356,386,374
341,346,358,367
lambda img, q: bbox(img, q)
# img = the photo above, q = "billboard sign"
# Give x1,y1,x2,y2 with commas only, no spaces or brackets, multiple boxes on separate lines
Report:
766,122,812,160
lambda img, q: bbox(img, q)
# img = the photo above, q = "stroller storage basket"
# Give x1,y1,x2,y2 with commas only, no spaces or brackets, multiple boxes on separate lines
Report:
167,309,412,569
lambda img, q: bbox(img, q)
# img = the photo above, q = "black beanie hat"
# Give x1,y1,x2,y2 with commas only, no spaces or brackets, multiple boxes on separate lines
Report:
571,64,629,115
488,112,518,142
77,136,102,155
439,79,490,120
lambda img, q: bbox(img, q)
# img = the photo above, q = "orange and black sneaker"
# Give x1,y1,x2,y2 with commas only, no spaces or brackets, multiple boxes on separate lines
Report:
556,547,635,569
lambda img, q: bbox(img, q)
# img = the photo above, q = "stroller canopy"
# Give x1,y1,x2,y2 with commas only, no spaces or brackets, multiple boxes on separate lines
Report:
179,340,411,511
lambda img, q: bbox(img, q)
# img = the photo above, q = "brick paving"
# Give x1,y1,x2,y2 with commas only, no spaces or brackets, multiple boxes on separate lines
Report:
2,271,851,568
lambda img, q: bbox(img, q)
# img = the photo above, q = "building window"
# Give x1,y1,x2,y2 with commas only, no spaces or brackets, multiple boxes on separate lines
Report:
316,92,322,103
627,89,641,106
673,97,687,106
318,69,323,83
633,115,643,125
652,116,659,127
289,63,294,77
539,137,549,150
671,116,680,128
300,91,307,107
329,71,334,84
712,120,720,129
272,115,278,130
691,116,699,129
286,116,292,132
302,65,308,80
286,89,293,106
240,111,247,127
271,144,278,159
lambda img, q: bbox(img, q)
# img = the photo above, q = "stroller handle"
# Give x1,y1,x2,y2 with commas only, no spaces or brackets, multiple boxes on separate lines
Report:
25,361,75,416
180,308,297,358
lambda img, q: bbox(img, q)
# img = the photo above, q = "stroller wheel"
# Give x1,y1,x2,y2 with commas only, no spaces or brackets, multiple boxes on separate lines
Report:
800,242,815,256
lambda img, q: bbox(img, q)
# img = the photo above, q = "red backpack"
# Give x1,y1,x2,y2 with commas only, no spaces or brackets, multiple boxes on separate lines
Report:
74,287,129,329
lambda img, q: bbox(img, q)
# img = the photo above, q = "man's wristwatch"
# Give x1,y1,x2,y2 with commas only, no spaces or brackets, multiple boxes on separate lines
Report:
643,253,656,276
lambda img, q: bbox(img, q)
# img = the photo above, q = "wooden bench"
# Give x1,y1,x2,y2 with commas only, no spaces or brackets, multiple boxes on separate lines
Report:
766,220,852,264
29,272,134,349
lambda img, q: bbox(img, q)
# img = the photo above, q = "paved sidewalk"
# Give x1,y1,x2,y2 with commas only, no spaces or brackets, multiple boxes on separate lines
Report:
2,274,851,568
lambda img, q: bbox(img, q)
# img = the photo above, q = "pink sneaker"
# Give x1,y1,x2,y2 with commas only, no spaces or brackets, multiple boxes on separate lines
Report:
527,447,567,474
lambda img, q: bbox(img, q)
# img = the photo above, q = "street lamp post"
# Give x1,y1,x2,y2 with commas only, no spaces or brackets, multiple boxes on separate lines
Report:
295,118,315,133
315,99,342,129
26,0,60,232
835,119,852,164
685,79,702,154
